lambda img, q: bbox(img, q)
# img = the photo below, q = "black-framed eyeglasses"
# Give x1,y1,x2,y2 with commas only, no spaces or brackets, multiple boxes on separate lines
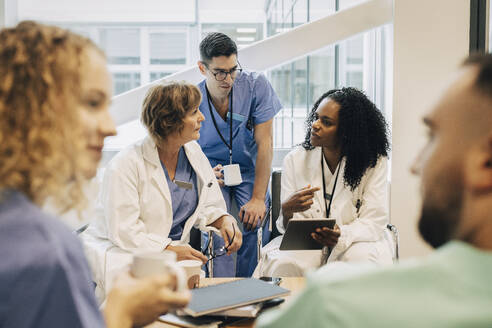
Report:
204,62,243,81
201,223,236,262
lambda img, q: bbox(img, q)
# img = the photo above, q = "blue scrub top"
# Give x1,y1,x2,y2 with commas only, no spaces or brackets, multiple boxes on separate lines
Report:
197,71,282,175
0,191,105,327
161,147,199,241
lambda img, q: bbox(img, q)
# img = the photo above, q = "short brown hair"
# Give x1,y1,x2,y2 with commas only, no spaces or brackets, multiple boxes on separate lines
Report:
0,21,103,208
141,81,202,145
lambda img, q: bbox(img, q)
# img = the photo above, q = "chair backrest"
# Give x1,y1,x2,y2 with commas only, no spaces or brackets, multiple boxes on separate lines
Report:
386,223,399,261
270,170,282,240
189,227,202,251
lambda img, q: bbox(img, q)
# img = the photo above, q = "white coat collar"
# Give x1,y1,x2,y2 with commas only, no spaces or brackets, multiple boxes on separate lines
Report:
141,136,210,199
142,136,172,205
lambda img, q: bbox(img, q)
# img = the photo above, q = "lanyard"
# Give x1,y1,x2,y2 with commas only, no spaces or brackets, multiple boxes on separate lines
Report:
321,151,341,218
205,84,233,165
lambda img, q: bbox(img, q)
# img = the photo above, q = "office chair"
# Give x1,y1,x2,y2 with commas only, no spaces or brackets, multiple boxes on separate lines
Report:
189,227,216,277
386,223,399,261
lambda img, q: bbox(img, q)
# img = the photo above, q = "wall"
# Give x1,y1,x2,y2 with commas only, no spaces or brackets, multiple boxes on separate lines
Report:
0,0,17,27
0,0,4,27
17,0,265,24
18,0,196,23
391,0,470,258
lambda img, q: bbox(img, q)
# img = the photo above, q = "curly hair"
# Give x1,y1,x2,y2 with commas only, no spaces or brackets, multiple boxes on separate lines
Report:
302,87,390,190
0,21,102,208
141,81,202,146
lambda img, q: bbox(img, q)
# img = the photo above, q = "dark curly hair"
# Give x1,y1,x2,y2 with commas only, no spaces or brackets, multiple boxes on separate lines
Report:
302,87,390,190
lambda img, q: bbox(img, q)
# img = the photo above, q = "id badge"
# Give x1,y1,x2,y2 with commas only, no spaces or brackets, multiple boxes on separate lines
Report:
174,179,193,190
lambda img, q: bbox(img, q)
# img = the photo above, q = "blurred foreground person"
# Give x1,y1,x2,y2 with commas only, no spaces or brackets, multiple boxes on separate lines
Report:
0,21,189,328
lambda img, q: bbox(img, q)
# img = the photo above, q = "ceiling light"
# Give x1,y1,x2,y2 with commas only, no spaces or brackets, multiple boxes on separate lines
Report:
237,37,255,42
236,28,257,33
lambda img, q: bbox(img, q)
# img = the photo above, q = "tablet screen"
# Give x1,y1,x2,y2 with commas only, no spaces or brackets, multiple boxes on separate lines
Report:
279,218,336,250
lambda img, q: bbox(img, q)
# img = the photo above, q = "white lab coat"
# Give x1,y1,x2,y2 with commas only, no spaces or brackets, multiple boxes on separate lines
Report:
81,136,228,301
255,146,393,277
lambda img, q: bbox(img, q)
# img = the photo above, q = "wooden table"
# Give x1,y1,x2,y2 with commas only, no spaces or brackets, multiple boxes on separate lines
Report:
145,277,305,328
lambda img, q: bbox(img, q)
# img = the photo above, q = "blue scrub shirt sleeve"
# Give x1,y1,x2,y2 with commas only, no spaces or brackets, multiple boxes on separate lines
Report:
251,73,283,125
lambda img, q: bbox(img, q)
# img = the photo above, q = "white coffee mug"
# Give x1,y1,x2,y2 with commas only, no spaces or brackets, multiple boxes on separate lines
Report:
222,164,242,186
177,259,203,289
130,251,187,292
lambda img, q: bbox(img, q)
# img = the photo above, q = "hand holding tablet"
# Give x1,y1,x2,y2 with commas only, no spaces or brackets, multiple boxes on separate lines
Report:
279,218,337,250
311,223,341,248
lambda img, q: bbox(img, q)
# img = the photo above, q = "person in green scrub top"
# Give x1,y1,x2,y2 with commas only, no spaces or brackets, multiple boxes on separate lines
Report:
256,54,492,328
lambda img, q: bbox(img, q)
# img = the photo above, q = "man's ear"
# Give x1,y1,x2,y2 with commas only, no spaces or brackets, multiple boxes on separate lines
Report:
464,134,492,193
197,61,207,75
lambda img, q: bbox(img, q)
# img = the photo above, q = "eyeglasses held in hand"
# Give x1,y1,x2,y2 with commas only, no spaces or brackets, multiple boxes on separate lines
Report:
202,223,236,262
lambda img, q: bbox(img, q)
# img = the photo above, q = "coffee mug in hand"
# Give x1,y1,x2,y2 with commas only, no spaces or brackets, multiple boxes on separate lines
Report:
131,251,187,291
177,260,203,289
222,164,242,186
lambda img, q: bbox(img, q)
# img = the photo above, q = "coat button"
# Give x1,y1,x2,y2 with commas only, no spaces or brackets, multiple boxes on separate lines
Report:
316,209,320,212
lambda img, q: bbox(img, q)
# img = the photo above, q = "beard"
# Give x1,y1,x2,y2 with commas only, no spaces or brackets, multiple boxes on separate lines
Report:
418,190,462,249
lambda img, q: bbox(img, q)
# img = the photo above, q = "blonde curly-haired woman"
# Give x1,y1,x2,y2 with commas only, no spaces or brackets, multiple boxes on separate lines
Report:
0,21,189,328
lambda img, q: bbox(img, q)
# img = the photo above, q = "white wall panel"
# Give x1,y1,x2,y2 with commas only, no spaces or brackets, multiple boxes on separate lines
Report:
391,0,470,258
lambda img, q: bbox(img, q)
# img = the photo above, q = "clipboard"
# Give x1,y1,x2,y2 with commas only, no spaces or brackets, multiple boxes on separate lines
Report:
279,218,336,250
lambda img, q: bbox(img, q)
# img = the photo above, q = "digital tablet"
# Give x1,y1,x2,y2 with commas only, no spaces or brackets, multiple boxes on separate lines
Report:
279,218,336,250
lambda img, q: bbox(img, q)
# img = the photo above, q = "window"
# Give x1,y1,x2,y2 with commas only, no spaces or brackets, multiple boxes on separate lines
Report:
99,28,140,65
15,0,391,165
201,23,263,49
150,72,173,82
112,72,141,95
308,46,336,107
150,32,187,65
266,0,392,168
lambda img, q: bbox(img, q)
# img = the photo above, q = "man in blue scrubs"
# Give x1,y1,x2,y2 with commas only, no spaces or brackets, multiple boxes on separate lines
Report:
197,32,282,277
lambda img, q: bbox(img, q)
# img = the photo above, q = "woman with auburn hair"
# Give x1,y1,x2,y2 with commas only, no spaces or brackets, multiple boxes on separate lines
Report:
255,87,393,277
0,21,190,328
82,81,242,298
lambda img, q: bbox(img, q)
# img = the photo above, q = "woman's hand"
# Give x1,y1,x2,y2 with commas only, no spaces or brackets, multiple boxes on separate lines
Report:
104,272,190,328
166,244,208,264
282,185,320,220
210,215,243,254
311,224,341,248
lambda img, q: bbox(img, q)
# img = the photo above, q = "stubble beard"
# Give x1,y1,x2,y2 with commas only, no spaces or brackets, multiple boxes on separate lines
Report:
418,189,463,249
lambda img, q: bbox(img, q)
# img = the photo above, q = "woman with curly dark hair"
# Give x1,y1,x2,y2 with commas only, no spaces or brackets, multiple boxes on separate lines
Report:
255,87,393,277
